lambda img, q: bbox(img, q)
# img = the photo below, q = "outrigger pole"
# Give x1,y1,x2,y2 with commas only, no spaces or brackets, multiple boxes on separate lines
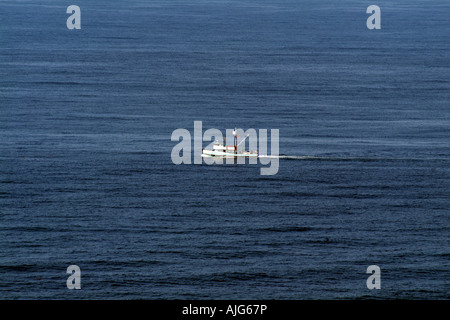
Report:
236,134,250,151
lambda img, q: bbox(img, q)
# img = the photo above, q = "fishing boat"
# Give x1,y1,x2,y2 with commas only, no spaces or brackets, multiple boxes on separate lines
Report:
201,128,258,159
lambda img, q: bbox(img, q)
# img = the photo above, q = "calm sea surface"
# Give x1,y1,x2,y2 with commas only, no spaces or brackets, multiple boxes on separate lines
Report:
0,0,449,299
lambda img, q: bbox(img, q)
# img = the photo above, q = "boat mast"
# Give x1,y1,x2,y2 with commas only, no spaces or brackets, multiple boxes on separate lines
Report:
233,127,237,154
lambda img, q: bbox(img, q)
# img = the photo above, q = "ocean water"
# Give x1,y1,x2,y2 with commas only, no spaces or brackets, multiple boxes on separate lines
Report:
0,0,449,299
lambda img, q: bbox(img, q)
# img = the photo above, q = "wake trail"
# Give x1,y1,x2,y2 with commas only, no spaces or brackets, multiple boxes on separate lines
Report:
258,155,450,161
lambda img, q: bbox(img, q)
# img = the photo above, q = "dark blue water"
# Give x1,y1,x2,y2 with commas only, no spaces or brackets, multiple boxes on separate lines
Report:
1,0,449,299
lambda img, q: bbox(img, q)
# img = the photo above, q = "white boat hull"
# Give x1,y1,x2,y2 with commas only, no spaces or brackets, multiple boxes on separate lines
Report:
201,150,258,158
